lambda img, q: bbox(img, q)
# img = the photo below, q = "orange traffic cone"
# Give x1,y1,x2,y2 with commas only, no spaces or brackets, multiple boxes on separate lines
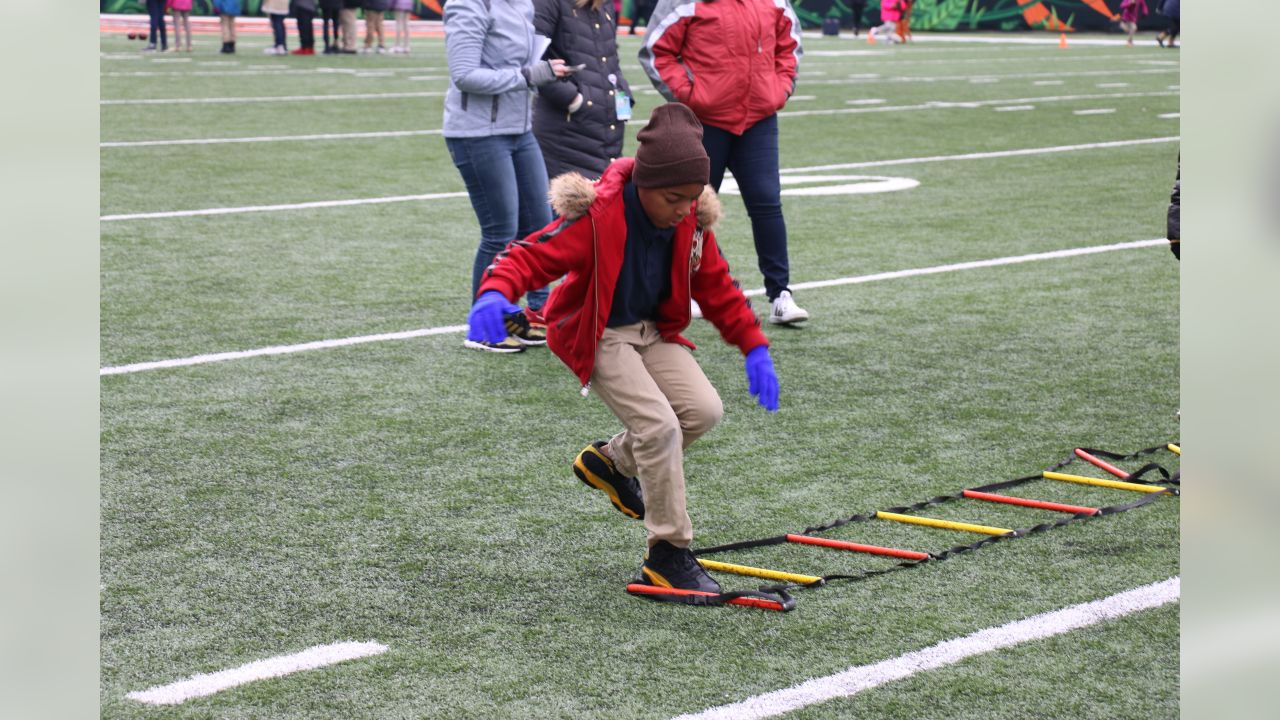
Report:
867,29,876,45
1058,33,1068,49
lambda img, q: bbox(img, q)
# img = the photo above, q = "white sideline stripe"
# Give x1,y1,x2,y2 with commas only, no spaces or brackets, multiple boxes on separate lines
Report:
101,91,444,105
100,239,1165,377
101,137,1177,220
100,191,468,221
994,105,1035,112
1074,108,1117,115
125,641,388,706
101,325,467,375
784,239,1164,294
782,136,1177,173
98,87,1176,148
101,128,443,148
779,91,1176,119
672,577,1180,720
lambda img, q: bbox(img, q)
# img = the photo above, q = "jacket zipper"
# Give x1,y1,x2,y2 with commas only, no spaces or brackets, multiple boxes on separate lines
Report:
583,216,600,397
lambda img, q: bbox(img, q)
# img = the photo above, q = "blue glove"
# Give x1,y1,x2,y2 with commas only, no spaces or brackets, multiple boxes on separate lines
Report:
467,291,521,344
745,346,779,413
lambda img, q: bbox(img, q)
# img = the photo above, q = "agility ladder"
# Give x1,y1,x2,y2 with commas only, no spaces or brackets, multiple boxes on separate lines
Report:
626,442,1180,612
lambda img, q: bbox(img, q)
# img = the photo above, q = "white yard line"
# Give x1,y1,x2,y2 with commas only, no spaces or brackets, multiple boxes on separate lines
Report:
779,90,1176,119
100,136,1178,219
101,128,443,148
125,641,388,706
1074,108,1117,115
100,191,468,222
671,577,1180,720
99,89,1175,148
100,238,1166,377
101,90,444,105
780,67,1176,86
781,136,1177,174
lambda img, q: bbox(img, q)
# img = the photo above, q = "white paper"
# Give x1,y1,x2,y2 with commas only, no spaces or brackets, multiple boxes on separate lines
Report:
533,34,551,60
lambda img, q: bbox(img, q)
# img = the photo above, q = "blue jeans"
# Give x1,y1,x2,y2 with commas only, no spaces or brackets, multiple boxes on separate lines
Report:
146,0,167,47
702,114,790,301
446,132,551,311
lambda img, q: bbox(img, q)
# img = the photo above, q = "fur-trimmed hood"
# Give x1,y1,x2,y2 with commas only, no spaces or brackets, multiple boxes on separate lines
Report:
548,164,723,229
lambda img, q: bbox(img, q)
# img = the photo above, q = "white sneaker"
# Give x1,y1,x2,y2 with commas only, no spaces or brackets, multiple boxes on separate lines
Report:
769,290,810,325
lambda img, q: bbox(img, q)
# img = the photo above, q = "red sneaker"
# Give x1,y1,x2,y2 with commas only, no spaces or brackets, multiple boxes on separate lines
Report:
291,47,315,55
524,307,547,329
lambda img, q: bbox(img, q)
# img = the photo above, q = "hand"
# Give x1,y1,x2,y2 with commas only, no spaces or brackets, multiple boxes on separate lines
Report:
744,346,779,413
468,291,521,344
523,60,558,87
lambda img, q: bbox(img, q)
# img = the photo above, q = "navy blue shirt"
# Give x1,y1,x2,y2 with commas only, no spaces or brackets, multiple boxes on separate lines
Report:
608,182,675,327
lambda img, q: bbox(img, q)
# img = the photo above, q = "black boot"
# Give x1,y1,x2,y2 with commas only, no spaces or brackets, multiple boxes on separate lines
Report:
227,42,236,54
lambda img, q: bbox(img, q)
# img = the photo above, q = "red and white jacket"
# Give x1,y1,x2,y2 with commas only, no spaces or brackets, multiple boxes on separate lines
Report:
477,158,770,389
639,0,803,135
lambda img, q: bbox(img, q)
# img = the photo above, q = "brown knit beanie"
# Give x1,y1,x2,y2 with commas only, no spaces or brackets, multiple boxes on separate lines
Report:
633,103,710,188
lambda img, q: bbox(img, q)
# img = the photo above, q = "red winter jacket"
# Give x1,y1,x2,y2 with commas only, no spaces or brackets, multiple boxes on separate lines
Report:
477,158,770,389
639,0,803,135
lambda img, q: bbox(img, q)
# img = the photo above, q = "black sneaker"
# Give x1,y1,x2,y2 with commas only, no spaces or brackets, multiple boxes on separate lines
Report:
504,309,546,346
637,540,722,593
572,441,644,519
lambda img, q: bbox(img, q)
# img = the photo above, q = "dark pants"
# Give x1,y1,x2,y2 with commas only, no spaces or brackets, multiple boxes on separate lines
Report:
146,0,167,47
322,9,340,48
446,132,552,310
269,13,287,48
294,9,316,49
850,0,867,32
702,114,791,301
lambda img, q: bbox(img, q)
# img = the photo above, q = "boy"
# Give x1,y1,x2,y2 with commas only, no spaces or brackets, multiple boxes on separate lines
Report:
467,103,780,592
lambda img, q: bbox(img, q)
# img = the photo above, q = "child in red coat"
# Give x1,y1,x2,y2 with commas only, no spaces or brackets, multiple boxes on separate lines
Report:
468,103,780,592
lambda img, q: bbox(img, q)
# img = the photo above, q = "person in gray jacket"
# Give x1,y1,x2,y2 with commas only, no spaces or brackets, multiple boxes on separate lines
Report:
532,0,634,180
444,0,574,353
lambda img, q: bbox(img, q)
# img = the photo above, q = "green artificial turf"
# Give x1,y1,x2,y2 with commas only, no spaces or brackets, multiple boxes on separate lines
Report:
101,30,1179,719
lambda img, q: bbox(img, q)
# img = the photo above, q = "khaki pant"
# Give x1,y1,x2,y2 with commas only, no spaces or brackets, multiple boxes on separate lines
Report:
339,8,357,50
590,321,723,549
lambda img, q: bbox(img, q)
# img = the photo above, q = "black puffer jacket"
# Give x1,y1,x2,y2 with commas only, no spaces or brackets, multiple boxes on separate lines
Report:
532,0,634,179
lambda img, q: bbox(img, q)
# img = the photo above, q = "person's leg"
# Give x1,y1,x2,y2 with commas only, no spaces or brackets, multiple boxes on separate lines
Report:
146,0,164,47
446,135,522,301
376,14,386,49
340,9,357,51
298,8,315,50
511,131,553,311
591,323,709,549
700,122,734,195
725,114,790,302
272,14,288,50
153,0,168,49
183,11,192,50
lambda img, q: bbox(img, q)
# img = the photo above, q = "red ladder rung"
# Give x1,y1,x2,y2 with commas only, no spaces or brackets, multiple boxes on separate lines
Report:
962,489,1100,516
1074,448,1130,479
785,534,930,561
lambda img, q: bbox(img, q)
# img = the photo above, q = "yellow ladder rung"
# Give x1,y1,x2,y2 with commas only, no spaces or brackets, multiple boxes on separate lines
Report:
696,558,823,586
1167,443,1180,455
875,511,1013,536
1042,470,1168,493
